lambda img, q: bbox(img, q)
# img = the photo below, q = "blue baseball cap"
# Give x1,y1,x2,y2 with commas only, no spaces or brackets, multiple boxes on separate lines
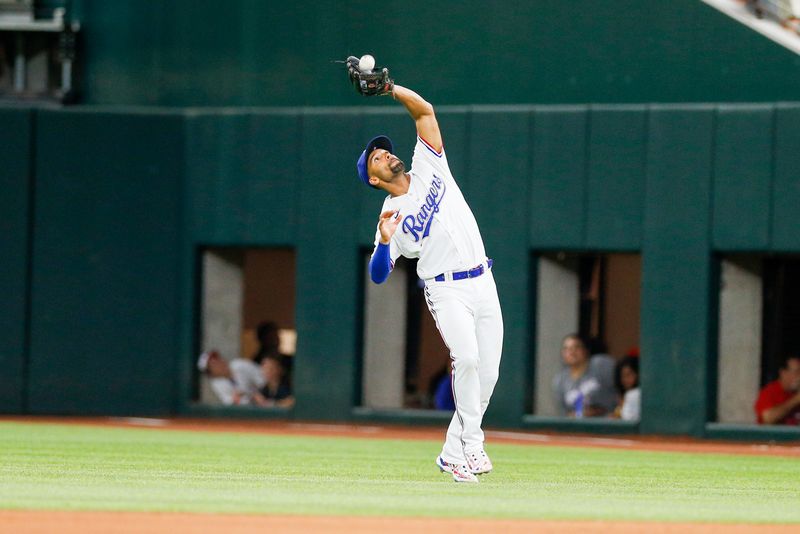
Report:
357,135,393,187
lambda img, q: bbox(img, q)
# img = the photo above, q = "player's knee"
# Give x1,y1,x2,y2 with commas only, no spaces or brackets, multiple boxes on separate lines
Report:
454,352,479,370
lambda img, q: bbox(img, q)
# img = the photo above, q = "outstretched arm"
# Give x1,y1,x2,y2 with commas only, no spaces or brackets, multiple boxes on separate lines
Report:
392,85,442,153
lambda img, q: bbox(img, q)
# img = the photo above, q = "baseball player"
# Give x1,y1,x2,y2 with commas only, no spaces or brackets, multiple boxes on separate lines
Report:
347,59,504,483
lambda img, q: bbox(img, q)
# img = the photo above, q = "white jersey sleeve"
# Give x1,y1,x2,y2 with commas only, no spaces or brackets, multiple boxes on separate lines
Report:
368,132,486,280
411,134,452,181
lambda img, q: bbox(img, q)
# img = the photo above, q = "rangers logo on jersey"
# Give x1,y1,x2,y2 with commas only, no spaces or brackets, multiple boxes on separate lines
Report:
401,174,446,242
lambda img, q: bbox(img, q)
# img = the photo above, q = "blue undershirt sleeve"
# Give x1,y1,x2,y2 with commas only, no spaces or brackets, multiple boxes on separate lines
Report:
369,242,392,284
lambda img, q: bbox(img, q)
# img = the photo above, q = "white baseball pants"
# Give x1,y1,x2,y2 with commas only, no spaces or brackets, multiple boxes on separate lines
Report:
424,270,503,464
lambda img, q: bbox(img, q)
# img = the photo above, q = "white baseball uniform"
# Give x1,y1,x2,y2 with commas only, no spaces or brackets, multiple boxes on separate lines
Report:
372,135,504,465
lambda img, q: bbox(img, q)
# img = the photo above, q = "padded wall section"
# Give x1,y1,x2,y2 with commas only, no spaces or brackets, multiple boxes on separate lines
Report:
185,112,301,245
585,106,647,250
0,108,33,413
293,113,364,420
771,105,800,250
641,106,715,436
712,106,773,250
465,110,531,426
14,103,800,433
529,107,588,249
28,110,184,415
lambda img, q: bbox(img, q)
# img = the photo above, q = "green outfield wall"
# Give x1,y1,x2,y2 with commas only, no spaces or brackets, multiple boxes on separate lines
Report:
0,108,33,413
27,109,186,415
2,103,800,440
57,0,800,106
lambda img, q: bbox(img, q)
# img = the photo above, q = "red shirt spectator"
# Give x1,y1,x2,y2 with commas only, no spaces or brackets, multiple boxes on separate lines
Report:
754,356,800,425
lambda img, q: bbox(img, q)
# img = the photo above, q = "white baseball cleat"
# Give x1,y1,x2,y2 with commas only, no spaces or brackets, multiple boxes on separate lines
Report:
465,448,493,475
436,456,479,483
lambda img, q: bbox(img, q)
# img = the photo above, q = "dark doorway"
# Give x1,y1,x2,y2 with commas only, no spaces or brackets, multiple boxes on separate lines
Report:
762,256,800,385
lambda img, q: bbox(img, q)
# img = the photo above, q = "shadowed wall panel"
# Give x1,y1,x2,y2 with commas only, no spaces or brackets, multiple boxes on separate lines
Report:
641,106,715,436
585,106,647,250
0,108,33,413
771,105,800,251
466,110,531,426
712,106,773,250
185,112,301,245
28,110,184,415
294,113,363,420
529,107,587,249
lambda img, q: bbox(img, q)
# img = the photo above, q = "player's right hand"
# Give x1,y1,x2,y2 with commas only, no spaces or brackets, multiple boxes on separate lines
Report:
378,210,401,244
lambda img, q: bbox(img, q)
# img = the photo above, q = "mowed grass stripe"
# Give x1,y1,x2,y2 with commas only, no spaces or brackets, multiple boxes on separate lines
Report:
0,422,798,523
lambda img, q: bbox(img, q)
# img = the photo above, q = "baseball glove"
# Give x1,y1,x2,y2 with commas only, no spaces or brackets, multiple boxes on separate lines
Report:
346,56,394,96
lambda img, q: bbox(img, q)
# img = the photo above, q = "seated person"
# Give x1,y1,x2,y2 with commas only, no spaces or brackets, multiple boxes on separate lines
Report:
754,355,800,425
612,355,640,421
259,355,294,408
253,321,293,384
552,334,617,417
587,337,616,399
197,350,265,406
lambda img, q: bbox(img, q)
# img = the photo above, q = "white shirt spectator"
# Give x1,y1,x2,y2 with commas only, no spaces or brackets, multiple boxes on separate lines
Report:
208,358,265,405
620,387,641,421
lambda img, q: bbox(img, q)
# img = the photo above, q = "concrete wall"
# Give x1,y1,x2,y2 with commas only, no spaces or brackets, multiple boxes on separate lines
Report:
717,257,762,424
535,255,579,416
362,257,407,409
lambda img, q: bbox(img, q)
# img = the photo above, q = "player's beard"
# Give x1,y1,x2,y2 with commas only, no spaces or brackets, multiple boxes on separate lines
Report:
390,158,405,174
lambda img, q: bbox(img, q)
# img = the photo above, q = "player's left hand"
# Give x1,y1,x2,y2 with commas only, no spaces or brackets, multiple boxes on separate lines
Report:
378,210,401,243
345,56,394,96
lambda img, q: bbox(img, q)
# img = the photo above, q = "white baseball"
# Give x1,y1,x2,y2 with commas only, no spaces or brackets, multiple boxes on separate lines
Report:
359,54,375,72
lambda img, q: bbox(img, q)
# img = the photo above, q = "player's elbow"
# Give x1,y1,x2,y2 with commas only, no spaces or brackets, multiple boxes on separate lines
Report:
409,97,435,120
417,100,435,119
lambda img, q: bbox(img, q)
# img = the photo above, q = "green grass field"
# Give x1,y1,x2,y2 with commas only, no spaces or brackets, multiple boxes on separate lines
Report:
1,421,799,524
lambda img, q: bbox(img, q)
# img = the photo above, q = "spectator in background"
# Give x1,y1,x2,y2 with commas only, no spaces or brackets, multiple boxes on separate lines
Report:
259,355,294,408
197,350,266,406
254,321,293,381
746,0,764,19
613,356,640,421
587,337,616,395
552,334,618,417
754,355,800,425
